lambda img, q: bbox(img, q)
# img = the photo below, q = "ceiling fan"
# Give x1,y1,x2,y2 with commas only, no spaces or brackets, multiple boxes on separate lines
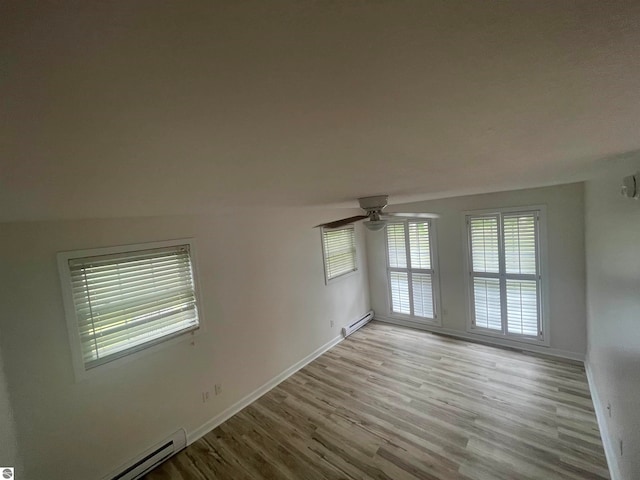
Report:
316,195,439,231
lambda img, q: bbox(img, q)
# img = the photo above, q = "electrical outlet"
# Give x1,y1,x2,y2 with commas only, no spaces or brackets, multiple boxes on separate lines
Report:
202,391,211,403
330,320,334,328
607,402,611,417
214,384,222,395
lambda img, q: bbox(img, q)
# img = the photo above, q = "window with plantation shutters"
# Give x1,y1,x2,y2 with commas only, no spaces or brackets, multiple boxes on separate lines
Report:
58,240,201,377
466,209,544,340
386,220,439,321
322,225,357,282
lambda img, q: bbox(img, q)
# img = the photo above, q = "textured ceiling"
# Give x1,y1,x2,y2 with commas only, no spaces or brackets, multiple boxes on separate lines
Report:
2,1,640,220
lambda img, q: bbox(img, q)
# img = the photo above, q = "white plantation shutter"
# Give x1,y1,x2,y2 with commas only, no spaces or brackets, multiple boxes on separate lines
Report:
469,216,500,273
412,273,434,318
468,215,502,331
506,279,539,336
386,220,437,320
408,222,431,269
386,224,407,268
503,212,540,336
472,277,502,330
389,271,411,315
503,214,537,275
66,244,200,370
322,226,357,281
467,210,542,339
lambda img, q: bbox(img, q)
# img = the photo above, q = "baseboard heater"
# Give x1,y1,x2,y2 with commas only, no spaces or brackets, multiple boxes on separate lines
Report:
108,429,186,480
342,310,374,338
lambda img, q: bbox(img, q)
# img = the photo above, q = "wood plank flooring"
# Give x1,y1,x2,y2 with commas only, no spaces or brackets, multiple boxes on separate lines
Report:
144,322,609,480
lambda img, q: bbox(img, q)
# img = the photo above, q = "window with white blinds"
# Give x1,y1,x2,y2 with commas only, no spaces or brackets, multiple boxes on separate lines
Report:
467,210,543,340
58,240,201,375
322,225,357,282
386,220,438,321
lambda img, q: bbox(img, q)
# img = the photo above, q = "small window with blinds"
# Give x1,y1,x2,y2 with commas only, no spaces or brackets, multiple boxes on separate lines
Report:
466,209,545,342
58,239,201,378
385,220,439,322
321,225,357,282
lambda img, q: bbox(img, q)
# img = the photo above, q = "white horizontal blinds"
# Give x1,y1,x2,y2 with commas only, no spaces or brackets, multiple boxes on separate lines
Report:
472,277,502,330
408,222,431,269
468,215,502,331
69,245,199,369
387,223,410,315
387,220,436,319
506,280,539,336
386,224,407,269
389,271,411,315
503,212,540,336
412,273,434,318
323,226,356,280
408,221,433,318
503,214,537,275
469,216,499,273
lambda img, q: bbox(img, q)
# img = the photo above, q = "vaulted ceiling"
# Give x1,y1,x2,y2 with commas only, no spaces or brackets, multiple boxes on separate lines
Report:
2,1,640,220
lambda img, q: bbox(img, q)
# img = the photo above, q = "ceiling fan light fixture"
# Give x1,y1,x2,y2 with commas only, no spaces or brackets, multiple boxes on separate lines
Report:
364,220,387,232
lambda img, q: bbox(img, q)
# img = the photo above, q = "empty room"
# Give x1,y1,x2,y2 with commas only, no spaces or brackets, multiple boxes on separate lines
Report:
1,2,639,480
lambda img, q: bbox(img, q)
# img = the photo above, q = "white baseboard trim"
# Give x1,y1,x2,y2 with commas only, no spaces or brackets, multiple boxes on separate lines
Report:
187,333,344,445
584,359,621,480
374,315,585,362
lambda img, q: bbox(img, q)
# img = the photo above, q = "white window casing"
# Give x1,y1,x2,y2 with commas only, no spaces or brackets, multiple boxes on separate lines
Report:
464,206,549,346
58,239,202,380
321,225,358,283
385,219,440,324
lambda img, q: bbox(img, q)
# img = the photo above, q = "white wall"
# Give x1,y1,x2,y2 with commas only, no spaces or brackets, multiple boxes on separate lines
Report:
0,349,20,471
584,158,640,480
0,209,370,480
367,183,586,358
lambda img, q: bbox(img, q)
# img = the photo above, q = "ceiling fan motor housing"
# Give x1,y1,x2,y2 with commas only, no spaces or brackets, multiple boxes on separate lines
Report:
358,195,389,212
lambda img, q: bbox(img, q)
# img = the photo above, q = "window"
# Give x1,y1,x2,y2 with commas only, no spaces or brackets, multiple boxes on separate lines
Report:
466,208,545,342
58,239,201,377
386,219,439,322
322,225,357,282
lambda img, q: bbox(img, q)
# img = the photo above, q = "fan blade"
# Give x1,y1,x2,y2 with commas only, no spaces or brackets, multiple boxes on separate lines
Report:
383,212,440,219
316,215,369,228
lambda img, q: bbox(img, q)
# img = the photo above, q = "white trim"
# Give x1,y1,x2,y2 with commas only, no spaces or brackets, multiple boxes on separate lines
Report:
187,333,344,445
462,205,550,346
375,315,584,362
57,238,205,382
584,359,621,480
461,204,549,217
429,219,443,326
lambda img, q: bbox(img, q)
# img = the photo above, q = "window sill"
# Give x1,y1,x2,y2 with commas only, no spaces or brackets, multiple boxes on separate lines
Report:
467,326,549,347
325,268,358,285
384,312,442,328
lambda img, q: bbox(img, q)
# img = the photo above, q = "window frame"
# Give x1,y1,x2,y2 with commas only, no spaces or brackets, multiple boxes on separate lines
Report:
463,205,550,346
58,238,204,381
321,224,358,284
384,218,441,326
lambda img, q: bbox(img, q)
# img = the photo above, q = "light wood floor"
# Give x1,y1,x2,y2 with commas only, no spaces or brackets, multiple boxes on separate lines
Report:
144,322,609,480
